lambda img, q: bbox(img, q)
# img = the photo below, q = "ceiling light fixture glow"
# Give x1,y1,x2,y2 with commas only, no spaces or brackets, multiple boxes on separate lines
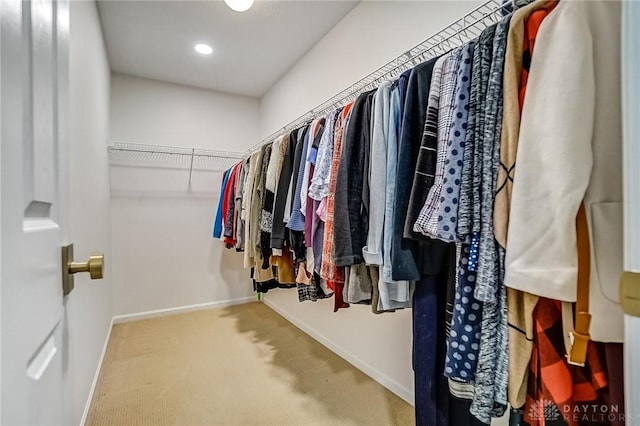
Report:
194,43,213,55
224,0,254,12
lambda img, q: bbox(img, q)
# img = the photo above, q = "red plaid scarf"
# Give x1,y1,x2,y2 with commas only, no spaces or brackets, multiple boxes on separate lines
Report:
525,298,608,426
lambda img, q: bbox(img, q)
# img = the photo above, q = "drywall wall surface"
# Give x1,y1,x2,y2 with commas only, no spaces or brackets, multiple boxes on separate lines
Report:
111,73,259,152
110,74,259,315
68,2,114,423
260,0,483,138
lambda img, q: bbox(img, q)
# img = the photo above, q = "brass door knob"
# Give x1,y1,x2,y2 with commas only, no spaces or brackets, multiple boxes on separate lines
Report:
61,244,105,296
69,254,104,280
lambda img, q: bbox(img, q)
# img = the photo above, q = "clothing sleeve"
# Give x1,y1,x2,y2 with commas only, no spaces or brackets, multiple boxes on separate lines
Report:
223,167,238,240
362,83,390,265
391,61,436,281
332,111,357,266
241,155,256,221
309,114,336,201
504,5,595,302
213,169,231,238
270,134,296,250
299,125,315,214
265,136,282,193
287,131,311,232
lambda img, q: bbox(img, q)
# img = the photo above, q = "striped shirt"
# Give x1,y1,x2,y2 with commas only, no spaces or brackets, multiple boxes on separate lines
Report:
403,55,447,240
413,48,462,235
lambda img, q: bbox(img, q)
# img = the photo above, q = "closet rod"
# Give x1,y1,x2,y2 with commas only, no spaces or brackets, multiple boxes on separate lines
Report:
246,0,512,155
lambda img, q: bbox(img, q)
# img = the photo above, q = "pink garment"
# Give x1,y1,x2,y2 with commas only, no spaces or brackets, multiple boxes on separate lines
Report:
317,198,328,221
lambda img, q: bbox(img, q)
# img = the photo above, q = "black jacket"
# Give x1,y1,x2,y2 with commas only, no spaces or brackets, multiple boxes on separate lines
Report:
270,129,298,250
334,90,376,266
391,57,444,281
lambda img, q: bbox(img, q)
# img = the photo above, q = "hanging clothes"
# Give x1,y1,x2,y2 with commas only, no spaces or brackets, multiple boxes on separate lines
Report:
431,42,474,242
504,0,624,343
405,54,446,242
497,0,558,409
379,82,412,311
320,102,354,311
242,150,260,268
333,90,376,267
214,2,626,424
362,82,391,267
223,162,243,247
524,299,608,426
469,13,511,423
271,129,298,254
304,119,325,248
234,158,249,251
392,58,441,281
213,168,232,239
361,80,410,311
413,46,464,239
413,269,450,426
309,111,339,282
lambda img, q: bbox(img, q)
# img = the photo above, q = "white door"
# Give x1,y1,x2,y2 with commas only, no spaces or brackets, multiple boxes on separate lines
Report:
1,0,72,424
622,0,640,419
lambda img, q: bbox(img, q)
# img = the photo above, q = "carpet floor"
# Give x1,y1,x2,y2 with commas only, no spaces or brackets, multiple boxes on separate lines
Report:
86,302,414,426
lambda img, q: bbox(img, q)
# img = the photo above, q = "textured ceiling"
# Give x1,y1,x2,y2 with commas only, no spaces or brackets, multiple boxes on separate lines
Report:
97,0,359,97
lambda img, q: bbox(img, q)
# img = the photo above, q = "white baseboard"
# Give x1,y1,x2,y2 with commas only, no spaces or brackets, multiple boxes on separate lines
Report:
80,316,114,426
112,296,256,324
262,298,415,406
80,296,256,425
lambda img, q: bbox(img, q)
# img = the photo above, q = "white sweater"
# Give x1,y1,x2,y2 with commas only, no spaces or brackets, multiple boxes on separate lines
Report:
504,0,623,342
264,135,284,194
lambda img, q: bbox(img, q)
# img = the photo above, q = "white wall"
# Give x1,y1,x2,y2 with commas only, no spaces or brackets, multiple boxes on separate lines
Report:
259,0,485,408
111,73,259,151
260,0,484,137
109,74,259,316
68,2,114,424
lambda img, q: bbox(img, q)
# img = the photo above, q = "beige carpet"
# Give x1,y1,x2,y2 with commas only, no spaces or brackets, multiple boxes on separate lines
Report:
86,302,414,426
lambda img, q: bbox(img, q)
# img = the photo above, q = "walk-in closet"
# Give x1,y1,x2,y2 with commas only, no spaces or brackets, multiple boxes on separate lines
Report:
1,0,638,425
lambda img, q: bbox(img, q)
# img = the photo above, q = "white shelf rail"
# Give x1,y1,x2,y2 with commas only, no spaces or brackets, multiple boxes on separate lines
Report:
108,142,244,184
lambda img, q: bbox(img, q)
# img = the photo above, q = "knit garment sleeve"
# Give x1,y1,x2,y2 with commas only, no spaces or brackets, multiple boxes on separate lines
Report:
504,2,595,302
264,135,283,194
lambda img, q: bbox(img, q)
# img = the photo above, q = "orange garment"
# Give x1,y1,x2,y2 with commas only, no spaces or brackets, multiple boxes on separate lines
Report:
525,299,608,426
270,250,295,284
319,102,353,287
518,2,558,108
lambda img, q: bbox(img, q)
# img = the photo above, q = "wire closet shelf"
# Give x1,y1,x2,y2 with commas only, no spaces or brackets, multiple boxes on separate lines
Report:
246,0,510,155
108,142,244,183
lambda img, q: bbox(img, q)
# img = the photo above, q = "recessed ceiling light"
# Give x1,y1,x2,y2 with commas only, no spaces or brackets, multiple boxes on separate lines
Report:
194,43,213,55
224,0,254,12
